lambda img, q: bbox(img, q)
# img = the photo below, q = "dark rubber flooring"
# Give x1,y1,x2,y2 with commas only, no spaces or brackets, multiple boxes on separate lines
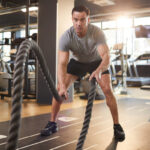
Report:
0,98,150,150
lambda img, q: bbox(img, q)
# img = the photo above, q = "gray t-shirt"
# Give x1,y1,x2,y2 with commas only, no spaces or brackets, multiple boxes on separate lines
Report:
59,24,106,63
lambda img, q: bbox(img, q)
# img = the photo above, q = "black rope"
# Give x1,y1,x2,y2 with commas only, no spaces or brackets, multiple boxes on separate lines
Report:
5,39,96,150
5,39,62,150
76,78,96,150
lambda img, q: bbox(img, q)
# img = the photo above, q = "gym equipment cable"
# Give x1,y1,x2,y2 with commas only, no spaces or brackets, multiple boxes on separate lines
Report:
5,39,96,150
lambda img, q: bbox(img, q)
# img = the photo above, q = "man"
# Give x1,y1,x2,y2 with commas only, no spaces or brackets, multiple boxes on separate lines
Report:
41,5,125,141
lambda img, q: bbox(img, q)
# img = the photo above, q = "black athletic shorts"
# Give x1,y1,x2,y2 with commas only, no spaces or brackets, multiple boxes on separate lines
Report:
67,58,109,78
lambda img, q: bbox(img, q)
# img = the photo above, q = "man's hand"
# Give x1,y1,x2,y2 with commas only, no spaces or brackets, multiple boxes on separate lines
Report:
89,69,101,83
58,85,68,100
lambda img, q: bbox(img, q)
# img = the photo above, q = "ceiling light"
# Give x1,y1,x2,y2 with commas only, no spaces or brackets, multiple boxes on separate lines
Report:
87,0,115,6
21,6,38,12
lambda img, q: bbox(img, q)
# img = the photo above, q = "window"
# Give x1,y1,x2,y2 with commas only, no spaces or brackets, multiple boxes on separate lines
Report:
103,29,116,49
3,32,11,39
0,33,2,42
0,33,2,50
3,32,11,61
0,33,2,54
92,16,150,57
20,30,25,38
102,20,116,29
134,17,150,26
20,29,38,37
134,17,150,57
91,22,101,28
117,17,133,28
30,29,38,36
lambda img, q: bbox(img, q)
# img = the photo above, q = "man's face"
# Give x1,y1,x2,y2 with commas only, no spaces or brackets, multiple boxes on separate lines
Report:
72,11,89,36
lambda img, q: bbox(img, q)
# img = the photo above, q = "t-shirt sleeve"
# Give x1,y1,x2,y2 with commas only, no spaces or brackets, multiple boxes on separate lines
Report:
95,29,107,45
59,32,70,52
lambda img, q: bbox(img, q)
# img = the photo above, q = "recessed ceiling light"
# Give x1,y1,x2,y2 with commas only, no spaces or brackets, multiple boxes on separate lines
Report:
87,0,115,6
21,6,38,12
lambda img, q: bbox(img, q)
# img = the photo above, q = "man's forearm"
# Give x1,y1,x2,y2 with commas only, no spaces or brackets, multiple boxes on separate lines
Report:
96,44,110,73
57,64,67,87
97,54,110,73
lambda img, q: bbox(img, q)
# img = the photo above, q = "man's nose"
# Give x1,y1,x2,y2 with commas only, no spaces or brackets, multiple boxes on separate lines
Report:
77,21,81,26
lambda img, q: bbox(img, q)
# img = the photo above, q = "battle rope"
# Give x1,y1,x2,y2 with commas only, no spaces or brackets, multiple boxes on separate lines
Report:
5,39,96,150
5,39,62,150
76,78,96,150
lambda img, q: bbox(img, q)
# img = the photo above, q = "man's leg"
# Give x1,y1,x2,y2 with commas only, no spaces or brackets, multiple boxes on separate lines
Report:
99,74,119,124
98,73,125,141
41,73,78,136
50,73,78,122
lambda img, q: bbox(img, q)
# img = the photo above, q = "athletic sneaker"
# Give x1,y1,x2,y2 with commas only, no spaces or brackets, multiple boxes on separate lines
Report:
41,121,58,136
114,124,125,142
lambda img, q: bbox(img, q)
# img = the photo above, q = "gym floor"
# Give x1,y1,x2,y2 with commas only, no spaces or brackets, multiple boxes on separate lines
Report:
0,87,150,150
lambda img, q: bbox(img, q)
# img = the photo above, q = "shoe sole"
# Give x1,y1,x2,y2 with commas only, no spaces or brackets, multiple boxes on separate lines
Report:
41,128,58,136
114,136,125,142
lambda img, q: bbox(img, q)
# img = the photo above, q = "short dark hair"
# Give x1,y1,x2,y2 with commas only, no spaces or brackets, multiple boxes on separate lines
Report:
72,5,90,16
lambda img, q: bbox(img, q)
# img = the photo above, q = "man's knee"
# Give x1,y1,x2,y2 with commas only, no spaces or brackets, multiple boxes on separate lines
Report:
102,86,116,107
106,100,111,107
102,85,112,96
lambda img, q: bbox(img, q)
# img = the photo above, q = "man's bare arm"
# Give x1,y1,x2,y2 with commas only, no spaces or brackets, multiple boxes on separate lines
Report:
89,44,110,82
97,44,110,73
57,50,69,88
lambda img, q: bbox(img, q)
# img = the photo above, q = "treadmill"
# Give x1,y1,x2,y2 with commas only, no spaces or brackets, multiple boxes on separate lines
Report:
126,53,150,87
